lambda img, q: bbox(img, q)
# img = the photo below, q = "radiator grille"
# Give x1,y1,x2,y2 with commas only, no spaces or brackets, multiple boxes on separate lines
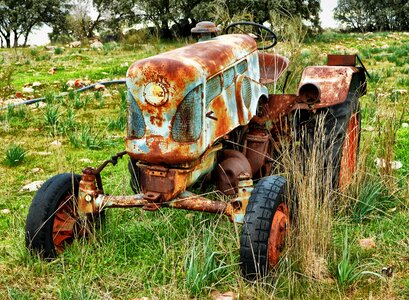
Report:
172,85,203,142
127,91,145,138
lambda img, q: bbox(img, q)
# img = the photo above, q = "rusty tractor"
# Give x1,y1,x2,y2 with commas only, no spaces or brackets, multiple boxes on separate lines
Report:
25,21,367,279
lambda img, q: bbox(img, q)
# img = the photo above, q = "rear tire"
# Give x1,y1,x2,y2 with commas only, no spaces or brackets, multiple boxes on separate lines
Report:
294,100,361,189
240,176,289,279
25,173,101,259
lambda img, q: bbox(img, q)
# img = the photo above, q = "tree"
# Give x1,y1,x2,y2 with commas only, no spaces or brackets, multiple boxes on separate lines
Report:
334,0,409,32
0,0,68,47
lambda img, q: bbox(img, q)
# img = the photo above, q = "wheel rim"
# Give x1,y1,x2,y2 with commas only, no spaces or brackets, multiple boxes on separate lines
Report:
268,203,289,266
339,113,359,187
52,194,80,253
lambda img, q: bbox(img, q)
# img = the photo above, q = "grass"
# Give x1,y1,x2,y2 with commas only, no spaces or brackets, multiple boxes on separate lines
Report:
0,31,408,299
4,143,26,166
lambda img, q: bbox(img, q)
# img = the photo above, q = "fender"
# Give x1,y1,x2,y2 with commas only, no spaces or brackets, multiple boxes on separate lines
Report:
295,54,367,109
251,55,367,123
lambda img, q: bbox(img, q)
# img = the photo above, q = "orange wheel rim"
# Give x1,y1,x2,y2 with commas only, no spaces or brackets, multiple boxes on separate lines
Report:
339,113,359,187
268,203,289,267
52,195,78,253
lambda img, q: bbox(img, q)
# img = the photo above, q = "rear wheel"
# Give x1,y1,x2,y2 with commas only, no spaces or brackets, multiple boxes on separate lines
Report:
240,176,289,279
294,100,361,189
25,173,101,259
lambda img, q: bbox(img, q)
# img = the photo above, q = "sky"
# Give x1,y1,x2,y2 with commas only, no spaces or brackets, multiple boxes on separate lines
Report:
26,0,339,46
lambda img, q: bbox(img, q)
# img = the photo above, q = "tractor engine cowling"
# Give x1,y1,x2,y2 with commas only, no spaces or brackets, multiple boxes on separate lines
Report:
125,34,268,166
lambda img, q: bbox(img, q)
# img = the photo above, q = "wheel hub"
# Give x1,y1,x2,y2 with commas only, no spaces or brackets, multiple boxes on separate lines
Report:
268,203,289,266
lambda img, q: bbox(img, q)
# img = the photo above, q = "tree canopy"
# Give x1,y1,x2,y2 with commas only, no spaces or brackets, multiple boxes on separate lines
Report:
0,0,68,47
334,0,409,32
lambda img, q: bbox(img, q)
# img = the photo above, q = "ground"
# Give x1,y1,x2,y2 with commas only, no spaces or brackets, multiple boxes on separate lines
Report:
0,32,408,299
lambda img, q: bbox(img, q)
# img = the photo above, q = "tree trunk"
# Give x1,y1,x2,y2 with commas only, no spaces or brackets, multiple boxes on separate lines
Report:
23,26,33,47
13,30,19,48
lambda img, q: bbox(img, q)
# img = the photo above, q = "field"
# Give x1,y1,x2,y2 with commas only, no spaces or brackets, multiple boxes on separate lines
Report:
0,31,408,299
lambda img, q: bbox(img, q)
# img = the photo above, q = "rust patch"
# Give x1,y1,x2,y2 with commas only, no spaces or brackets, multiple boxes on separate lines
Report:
298,66,358,108
327,54,356,66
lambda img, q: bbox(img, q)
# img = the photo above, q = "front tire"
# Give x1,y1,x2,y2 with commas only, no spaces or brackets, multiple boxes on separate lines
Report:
25,173,100,259
240,176,289,279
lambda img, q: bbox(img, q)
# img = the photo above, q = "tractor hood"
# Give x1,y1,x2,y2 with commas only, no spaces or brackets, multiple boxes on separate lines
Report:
125,34,260,165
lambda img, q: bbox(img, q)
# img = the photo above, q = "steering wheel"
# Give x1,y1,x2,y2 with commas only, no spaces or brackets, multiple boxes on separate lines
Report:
225,21,277,50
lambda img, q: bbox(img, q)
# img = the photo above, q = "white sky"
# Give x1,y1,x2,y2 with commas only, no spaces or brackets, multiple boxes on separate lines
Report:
26,1,339,46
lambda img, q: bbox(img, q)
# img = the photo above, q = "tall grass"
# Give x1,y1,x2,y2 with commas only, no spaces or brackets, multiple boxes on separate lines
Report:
281,116,334,280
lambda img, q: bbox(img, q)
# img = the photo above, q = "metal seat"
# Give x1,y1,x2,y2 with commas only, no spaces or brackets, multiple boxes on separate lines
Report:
259,53,289,84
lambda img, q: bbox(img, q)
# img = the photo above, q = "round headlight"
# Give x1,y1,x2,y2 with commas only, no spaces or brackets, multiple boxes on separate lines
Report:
143,82,168,106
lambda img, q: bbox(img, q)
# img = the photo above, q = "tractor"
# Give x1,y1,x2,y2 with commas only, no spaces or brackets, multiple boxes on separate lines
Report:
25,21,367,279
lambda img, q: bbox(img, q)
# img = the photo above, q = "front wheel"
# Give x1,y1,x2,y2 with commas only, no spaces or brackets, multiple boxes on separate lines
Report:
25,173,101,259
240,176,289,279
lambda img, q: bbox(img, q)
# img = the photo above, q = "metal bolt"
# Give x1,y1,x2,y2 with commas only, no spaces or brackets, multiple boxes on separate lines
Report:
85,194,92,202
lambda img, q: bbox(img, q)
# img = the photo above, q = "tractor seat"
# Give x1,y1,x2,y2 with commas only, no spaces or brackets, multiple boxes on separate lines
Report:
258,53,289,84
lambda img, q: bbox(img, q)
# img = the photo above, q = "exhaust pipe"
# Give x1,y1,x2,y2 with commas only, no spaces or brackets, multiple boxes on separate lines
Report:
297,82,321,104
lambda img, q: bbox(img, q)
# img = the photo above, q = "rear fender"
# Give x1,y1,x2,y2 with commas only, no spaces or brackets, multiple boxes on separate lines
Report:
296,54,367,109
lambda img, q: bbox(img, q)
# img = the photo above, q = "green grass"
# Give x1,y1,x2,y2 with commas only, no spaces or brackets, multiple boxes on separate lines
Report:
0,32,408,299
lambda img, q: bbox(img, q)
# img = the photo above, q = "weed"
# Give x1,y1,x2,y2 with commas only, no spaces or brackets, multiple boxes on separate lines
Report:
4,144,26,166
397,77,409,87
352,180,393,222
335,230,382,288
184,233,225,296
68,126,109,149
108,115,126,131
30,48,39,57
44,105,60,127
59,107,77,134
369,72,381,83
94,91,102,101
73,94,84,109
44,93,56,104
54,47,63,55
0,63,15,100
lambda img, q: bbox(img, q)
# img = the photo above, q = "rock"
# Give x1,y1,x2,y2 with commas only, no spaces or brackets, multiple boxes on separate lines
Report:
359,238,376,250
35,151,52,156
15,92,24,98
374,158,386,168
45,45,56,51
80,158,93,163
20,180,45,192
69,41,81,48
51,140,62,147
48,67,57,75
94,84,106,91
74,79,84,88
1,209,11,214
66,80,76,87
23,87,34,93
30,167,44,173
391,161,402,170
32,81,42,87
381,266,393,277
90,41,104,49
211,291,235,300
375,158,403,170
